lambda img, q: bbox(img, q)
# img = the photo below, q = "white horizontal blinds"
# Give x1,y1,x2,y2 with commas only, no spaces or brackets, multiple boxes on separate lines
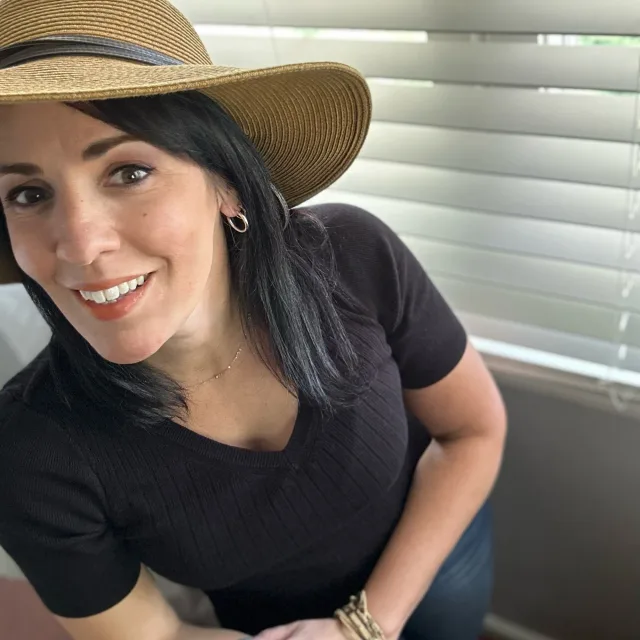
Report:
173,0,640,381
176,1,640,34
195,36,638,91
368,84,638,143
362,123,635,189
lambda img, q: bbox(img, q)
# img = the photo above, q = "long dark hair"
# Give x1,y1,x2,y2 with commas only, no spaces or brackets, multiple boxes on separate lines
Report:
0,91,366,428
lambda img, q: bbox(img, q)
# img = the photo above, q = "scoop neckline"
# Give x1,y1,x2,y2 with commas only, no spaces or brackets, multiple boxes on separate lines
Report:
152,393,318,469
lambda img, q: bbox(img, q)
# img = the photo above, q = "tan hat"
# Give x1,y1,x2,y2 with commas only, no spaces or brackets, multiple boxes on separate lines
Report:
0,0,371,284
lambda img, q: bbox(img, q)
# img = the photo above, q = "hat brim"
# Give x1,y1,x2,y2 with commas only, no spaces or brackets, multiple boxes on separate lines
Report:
0,56,371,208
0,56,371,284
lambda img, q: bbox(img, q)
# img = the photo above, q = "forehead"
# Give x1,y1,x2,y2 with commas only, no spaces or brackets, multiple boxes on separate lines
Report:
0,103,118,157
0,102,100,128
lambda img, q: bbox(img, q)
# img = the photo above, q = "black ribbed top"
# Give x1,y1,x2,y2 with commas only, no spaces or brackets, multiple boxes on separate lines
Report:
0,204,466,634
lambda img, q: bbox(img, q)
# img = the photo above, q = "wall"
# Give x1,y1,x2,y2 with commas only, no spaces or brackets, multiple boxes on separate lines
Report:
490,377,640,640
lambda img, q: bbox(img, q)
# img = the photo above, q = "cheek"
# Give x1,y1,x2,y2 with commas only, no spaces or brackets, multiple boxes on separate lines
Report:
141,203,217,269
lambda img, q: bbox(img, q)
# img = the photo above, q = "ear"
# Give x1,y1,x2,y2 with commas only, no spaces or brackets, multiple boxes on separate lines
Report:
213,180,243,221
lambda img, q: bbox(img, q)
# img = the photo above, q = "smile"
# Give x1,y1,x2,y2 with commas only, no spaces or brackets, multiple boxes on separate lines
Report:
74,272,155,322
79,274,148,305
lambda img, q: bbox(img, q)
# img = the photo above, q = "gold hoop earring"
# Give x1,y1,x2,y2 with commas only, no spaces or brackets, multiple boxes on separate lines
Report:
228,209,249,234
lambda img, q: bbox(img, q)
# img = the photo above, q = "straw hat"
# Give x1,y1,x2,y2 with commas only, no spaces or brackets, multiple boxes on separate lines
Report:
0,0,372,284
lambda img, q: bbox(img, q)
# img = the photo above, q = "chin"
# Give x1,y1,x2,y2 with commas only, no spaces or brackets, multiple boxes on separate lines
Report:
89,332,168,366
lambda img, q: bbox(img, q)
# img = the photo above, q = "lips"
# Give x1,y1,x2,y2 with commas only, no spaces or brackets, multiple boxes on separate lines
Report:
80,274,148,304
77,272,154,322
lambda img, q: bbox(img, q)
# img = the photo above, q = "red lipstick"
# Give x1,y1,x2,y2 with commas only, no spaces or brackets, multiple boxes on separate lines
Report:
75,273,153,322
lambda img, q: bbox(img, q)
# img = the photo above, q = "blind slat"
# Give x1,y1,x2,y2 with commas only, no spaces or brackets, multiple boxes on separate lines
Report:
175,0,426,30
329,161,634,232
172,0,269,26
460,313,640,374
434,276,640,347
177,0,640,378
362,122,633,188
307,189,633,271
423,1,640,35
369,83,638,144
404,237,640,312
174,0,640,35
200,37,640,92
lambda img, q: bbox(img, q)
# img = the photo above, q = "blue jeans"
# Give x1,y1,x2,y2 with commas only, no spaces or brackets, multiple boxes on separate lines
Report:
402,501,493,640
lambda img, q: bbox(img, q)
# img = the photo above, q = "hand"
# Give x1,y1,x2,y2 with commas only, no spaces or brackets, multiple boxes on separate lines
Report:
254,618,347,640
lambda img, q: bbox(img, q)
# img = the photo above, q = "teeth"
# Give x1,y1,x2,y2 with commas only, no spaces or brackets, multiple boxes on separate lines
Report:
104,286,120,302
80,274,147,305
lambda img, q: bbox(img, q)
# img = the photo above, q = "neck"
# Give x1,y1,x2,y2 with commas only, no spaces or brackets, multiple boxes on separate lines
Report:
147,281,247,388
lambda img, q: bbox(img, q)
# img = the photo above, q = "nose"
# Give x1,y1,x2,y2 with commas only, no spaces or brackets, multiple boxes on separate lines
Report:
54,191,120,267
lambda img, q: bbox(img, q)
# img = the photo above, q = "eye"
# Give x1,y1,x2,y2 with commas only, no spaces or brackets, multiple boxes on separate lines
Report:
5,186,49,208
110,164,154,186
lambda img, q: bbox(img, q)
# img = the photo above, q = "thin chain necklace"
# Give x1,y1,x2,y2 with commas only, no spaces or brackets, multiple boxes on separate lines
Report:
185,344,243,389
185,315,250,389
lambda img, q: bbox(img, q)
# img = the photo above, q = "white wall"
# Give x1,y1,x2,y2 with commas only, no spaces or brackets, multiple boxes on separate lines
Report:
491,376,640,640
0,285,50,386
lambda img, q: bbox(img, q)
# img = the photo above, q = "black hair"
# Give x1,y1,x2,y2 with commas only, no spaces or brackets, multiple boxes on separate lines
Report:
0,91,366,428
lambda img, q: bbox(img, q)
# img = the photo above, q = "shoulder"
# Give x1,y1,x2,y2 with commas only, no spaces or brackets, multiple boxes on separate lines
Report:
0,372,110,546
0,357,127,620
301,202,399,253
0,345,62,417
298,203,409,326
0,394,56,472
0,348,82,479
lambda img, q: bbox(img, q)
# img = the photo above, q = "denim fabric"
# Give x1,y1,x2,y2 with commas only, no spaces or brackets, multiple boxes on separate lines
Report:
402,501,493,640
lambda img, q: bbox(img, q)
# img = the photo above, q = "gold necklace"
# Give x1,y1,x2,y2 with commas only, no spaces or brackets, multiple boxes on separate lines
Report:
185,315,250,389
185,344,243,389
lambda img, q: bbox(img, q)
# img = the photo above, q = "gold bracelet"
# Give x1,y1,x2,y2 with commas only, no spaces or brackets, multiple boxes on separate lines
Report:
334,591,387,640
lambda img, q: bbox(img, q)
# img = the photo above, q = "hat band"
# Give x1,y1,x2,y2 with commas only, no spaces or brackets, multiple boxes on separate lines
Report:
0,34,185,70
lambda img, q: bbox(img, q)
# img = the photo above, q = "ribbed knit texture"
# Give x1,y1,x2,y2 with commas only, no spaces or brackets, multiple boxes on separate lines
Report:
0,204,467,634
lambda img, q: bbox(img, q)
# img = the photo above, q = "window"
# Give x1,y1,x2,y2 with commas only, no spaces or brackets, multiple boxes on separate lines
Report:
171,0,640,395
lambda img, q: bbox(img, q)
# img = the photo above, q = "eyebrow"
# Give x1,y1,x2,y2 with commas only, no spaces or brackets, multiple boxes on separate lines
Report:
0,134,139,177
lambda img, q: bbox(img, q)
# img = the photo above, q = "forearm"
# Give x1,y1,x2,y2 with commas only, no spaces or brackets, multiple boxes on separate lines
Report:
175,622,248,640
365,431,504,639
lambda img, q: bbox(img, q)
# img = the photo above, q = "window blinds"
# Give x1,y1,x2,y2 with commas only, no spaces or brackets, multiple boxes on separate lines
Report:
173,0,640,386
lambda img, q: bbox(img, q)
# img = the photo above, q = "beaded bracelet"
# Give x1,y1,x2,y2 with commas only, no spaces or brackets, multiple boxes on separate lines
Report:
334,591,387,640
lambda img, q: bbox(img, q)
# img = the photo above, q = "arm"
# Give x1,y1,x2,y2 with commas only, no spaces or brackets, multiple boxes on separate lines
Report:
364,342,507,639
0,402,248,640
56,565,247,640
256,210,504,640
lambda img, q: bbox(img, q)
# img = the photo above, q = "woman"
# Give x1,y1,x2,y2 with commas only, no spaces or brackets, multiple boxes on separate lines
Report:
0,1,506,639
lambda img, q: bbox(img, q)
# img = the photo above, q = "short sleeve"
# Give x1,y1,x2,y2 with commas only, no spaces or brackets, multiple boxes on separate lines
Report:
318,203,468,389
0,399,141,618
